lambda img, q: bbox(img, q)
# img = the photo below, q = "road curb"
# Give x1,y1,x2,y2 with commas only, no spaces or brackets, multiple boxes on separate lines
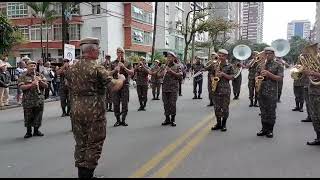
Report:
0,98,60,111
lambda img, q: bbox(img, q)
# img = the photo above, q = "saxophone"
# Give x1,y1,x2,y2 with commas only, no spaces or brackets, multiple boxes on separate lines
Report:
255,51,267,93
211,60,221,93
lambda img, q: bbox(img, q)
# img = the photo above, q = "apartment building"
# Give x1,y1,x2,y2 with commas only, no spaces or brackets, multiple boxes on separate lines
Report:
241,2,264,43
287,20,311,40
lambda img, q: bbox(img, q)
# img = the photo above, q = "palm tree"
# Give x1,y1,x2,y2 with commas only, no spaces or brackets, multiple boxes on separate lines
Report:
26,2,51,61
44,10,57,62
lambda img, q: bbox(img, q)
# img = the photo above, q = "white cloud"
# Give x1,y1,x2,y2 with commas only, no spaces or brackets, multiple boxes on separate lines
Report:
263,2,316,45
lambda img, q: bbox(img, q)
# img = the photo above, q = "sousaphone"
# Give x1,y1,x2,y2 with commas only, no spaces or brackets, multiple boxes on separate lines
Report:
232,44,252,78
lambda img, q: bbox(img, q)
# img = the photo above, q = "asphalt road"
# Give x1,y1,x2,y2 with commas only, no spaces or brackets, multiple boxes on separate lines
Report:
0,69,319,178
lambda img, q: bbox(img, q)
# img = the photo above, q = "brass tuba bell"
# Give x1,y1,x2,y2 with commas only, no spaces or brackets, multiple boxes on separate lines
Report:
232,44,252,78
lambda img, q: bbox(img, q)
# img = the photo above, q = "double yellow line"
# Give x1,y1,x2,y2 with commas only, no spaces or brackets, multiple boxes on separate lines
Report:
130,84,247,178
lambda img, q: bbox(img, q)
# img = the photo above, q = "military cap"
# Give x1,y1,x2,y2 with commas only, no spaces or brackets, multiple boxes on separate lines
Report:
80,37,100,46
218,49,229,55
167,51,177,58
27,60,37,65
264,47,275,52
211,52,218,55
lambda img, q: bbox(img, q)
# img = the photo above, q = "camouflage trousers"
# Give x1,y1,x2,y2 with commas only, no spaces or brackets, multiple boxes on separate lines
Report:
309,94,320,133
304,88,311,118
248,79,257,100
71,96,106,169
232,74,242,96
208,77,213,102
151,83,161,98
137,85,148,103
193,78,203,95
60,88,70,113
112,85,129,117
23,105,44,127
258,94,277,132
277,80,283,100
213,94,230,119
293,86,304,103
162,91,178,116
106,89,112,104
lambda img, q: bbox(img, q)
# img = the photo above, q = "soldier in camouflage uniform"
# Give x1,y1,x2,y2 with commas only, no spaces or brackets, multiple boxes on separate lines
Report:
109,47,134,127
205,52,219,106
150,60,162,100
256,47,284,138
102,54,113,112
191,57,205,99
18,60,48,138
67,37,125,178
246,51,259,107
301,73,312,122
210,49,235,132
57,59,71,117
303,67,320,145
292,64,305,112
275,57,289,103
161,51,183,126
230,57,243,100
134,56,151,111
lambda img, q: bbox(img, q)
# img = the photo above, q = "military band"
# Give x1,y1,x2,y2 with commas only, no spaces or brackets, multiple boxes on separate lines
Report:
150,60,162,100
247,51,259,107
192,57,204,99
102,54,113,112
231,57,243,100
134,56,151,111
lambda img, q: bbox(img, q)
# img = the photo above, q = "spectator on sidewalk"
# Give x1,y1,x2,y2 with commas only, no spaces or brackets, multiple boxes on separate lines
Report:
0,62,11,107
15,61,27,104
41,62,55,99
37,59,45,73
52,66,60,97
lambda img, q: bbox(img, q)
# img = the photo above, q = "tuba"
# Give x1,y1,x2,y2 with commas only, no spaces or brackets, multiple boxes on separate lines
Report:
232,44,252,78
271,39,291,58
290,43,320,85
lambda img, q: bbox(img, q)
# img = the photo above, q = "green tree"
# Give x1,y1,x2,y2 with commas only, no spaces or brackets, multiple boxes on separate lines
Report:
284,36,309,64
153,51,166,64
0,15,25,56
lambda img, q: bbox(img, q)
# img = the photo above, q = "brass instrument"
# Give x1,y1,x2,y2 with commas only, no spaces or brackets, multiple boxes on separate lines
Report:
232,44,252,78
290,43,320,85
205,53,219,69
33,70,42,95
255,51,267,93
211,60,221,93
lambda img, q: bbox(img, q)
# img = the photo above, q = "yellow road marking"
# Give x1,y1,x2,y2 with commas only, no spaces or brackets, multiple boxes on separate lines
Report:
129,115,212,178
151,101,240,178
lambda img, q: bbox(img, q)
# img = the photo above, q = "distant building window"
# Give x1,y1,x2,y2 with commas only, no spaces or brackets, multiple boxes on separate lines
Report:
132,28,144,44
132,6,152,24
54,24,62,40
92,2,101,15
144,31,152,45
69,24,81,40
7,2,28,18
18,26,29,41
30,25,52,41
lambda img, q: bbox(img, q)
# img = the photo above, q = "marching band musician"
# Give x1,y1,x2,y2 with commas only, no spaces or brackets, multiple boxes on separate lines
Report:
246,51,259,107
211,49,235,132
303,62,320,145
57,58,71,117
161,51,183,127
101,54,113,112
191,56,205,99
109,47,134,127
205,52,218,106
134,56,151,111
231,57,244,100
292,60,305,113
256,47,284,138
150,60,162,100
275,57,290,103
18,60,48,138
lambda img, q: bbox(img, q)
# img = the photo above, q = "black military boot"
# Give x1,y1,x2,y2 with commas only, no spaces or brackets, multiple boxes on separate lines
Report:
299,102,304,112
211,118,221,130
162,115,171,126
66,107,70,116
257,123,267,136
171,115,176,127
33,127,44,136
142,101,147,111
61,107,67,117
108,103,113,112
24,126,32,138
138,101,144,111
307,132,320,145
121,114,128,126
292,101,300,111
192,93,197,99
78,167,94,178
207,99,214,107
198,94,202,99
249,99,254,107
253,98,259,107
221,118,227,131
114,115,121,127
156,95,160,100
301,116,312,122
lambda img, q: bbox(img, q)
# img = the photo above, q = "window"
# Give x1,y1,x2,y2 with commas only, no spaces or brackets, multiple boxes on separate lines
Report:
92,2,101,15
144,32,152,45
132,6,152,24
175,36,183,50
54,24,62,40
175,2,182,9
69,24,80,40
132,29,144,43
165,4,169,15
18,26,29,40
175,8,183,23
7,2,28,18
30,25,52,41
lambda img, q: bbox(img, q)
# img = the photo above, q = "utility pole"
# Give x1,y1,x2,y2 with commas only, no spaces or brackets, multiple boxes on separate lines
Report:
151,2,158,62
191,1,196,66
62,2,69,59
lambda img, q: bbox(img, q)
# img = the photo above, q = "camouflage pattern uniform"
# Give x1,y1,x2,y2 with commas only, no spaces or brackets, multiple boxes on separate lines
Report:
256,60,284,133
205,64,214,105
102,61,113,111
309,78,320,139
67,59,115,170
293,74,305,111
303,75,312,121
277,64,285,102
59,67,71,115
18,72,46,129
231,60,242,99
135,64,150,110
150,64,162,99
162,62,182,123
192,63,204,98
248,58,259,105
212,62,234,128
111,59,132,123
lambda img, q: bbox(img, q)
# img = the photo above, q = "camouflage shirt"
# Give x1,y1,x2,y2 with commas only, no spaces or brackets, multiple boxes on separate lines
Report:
135,64,150,86
308,78,320,95
18,72,46,108
212,62,235,95
101,61,112,71
256,59,284,98
248,58,258,80
293,74,306,87
111,59,132,85
192,63,204,81
67,59,114,97
150,65,162,84
162,63,182,92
